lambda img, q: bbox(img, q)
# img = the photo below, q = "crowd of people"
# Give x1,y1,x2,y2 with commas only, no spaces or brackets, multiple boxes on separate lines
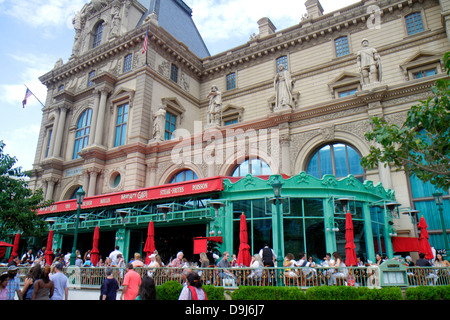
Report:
0,253,69,300
1,243,449,300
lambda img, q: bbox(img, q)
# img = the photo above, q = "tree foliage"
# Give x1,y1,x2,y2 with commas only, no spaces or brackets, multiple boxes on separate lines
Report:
0,141,53,240
361,53,450,190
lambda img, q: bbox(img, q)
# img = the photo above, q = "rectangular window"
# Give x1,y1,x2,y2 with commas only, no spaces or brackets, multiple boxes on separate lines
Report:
413,68,436,79
123,53,133,73
335,36,350,57
170,64,178,83
45,129,52,158
114,103,129,147
276,56,288,72
405,12,424,35
338,88,357,97
165,111,177,140
88,70,96,87
226,73,236,90
224,118,238,126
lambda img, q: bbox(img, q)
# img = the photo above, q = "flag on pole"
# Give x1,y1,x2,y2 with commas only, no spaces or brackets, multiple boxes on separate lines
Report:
22,88,33,108
22,85,45,108
142,27,149,54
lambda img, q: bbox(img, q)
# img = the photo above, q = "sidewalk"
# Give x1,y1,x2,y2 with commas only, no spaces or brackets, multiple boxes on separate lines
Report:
67,288,121,300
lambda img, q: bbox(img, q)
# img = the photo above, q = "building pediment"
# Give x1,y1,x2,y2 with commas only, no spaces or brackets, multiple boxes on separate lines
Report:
328,71,361,88
400,50,442,72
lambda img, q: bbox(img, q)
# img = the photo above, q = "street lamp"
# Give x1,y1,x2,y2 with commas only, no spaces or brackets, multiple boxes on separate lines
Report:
70,186,85,265
269,176,284,269
433,192,449,260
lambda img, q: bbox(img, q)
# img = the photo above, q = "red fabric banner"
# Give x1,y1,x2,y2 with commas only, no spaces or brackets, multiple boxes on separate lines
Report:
391,236,419,252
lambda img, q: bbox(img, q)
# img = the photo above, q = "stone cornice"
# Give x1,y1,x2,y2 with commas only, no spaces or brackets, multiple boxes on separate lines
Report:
39,21,204,86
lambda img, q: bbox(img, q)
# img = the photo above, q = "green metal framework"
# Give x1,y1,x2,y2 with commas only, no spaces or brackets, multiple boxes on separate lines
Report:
45,173,396,263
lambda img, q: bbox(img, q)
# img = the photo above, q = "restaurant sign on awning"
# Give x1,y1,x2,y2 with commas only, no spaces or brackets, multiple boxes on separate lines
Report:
38,176,224,215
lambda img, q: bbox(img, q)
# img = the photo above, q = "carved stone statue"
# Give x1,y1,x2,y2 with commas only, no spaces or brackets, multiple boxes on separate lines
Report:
72,11,83,57
206,85,222,127
356,38,382,86
152,106,166,141
274,64,295,110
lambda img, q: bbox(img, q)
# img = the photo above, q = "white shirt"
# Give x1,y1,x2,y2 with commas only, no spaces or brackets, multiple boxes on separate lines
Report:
109,249,122,265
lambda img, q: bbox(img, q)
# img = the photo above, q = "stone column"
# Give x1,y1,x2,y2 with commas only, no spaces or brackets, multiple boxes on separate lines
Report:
45,178,58,201
146,159,157,187
89,90,101,145
94,88,111,146
53,105,68,158
280,137,291,176
48,110,60,158
87,169,99,197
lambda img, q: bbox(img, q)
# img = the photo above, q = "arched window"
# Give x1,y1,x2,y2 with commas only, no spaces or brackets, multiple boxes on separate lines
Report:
170,169,198,183
73,109,93,159
231,158,272,177
306,143,364,181
92,22,104,48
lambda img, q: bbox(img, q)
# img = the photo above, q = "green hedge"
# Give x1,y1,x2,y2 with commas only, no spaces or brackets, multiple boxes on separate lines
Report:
231,286,306,300
405,285,450,300
232,286,404,300
157,282,450,300
155,281,225,300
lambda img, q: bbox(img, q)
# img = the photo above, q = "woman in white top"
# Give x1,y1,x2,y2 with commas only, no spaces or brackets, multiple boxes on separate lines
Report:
247,254,264,280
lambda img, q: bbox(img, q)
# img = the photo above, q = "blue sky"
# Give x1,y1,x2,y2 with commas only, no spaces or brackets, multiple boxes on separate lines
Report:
0,0,358,171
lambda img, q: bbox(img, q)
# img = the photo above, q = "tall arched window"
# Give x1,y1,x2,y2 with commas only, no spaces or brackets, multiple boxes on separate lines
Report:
306,143,364,181
231,158,272,177
92,22,104,48
73,109,92,159
170,169,198,183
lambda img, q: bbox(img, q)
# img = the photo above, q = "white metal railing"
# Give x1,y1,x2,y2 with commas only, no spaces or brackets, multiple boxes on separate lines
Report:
3,265,448,289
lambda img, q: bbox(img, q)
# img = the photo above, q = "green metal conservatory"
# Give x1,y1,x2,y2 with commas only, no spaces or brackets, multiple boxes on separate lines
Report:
38,173,397,264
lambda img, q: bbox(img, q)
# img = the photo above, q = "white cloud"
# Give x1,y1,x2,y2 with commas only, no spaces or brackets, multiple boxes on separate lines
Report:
1,53,53,105
184,0,360,54
0,0,88,30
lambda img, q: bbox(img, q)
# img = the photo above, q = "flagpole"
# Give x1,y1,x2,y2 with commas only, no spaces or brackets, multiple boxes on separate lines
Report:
24,84,45,108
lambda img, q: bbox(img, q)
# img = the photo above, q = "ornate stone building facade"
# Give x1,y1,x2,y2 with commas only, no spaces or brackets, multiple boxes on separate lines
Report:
31,0,450,261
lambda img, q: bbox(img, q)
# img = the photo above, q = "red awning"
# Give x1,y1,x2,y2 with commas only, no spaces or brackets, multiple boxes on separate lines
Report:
391,237,419,252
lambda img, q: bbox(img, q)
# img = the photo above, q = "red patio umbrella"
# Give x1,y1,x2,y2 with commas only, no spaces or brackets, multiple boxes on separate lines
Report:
236,214,251,267
344,211,358,267
45,230,54,265
9,232,20,262
418,216,434,260
90,226,100,266
144,220,156,265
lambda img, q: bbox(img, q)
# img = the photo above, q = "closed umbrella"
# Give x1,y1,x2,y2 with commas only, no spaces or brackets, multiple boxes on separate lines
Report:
236,214,251,267
45,230,54,265
90,226,100,266
144,220,156,265
9,232,20,262
418,216,434,260
345,211,358,267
